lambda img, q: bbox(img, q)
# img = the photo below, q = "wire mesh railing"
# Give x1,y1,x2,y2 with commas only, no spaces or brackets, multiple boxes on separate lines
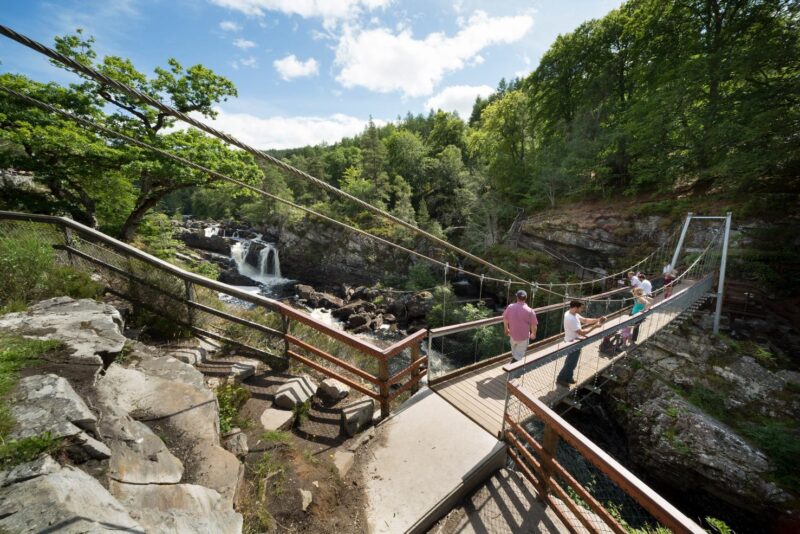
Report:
0,211,427,417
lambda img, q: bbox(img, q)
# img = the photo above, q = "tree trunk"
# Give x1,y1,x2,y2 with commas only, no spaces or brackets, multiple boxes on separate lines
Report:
120,196,161,242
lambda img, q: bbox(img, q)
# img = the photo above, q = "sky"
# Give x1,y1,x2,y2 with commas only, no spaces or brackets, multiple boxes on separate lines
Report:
0,0,623,149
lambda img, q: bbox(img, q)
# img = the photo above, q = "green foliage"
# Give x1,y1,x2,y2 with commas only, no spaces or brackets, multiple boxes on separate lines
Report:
262,430,292,444
405,263,438,291
135,213,182,260
216,382,251,434
0,226,103,310
705,516,735,534
0,432,63,469
740,420,800,493
0,335,63,466
292,400,311,427
685,386,727,421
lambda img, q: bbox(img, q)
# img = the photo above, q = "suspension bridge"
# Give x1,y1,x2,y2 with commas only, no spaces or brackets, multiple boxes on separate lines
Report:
0,23,735,534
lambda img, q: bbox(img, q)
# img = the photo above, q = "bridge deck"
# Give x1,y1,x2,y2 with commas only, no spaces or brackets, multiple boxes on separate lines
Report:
431,280,698,437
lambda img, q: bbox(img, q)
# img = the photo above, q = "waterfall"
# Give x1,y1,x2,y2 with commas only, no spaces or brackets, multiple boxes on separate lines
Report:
229,236,285,285
204,224,220,237
258,244,281,278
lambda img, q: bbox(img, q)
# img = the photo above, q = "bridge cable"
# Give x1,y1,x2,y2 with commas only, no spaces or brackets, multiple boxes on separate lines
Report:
0,24,531,285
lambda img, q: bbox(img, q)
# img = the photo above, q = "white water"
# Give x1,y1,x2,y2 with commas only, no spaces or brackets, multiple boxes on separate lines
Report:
227,234,290,290
204,224,220,237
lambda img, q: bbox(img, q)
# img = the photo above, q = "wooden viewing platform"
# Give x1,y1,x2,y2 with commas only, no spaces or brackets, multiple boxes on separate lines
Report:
431,279,701,437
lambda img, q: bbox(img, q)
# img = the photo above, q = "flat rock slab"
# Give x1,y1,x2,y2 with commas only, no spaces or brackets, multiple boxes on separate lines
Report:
110,481,242,534
103,415,184,485
362,389,505,534
0,461,143,533
0,297,125,365
332,449,355,478
260,407,294,431
11,374,97,432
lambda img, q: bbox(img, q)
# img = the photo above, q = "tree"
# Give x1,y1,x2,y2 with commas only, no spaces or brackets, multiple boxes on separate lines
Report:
390,175,415,223
50,30,257,240
385,130,425,199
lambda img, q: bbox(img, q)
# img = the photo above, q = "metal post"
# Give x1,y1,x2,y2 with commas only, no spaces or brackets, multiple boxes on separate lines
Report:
670,212,693,271
713,213,732,334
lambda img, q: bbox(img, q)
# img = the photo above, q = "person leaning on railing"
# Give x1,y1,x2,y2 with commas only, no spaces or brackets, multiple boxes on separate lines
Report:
557,300,606,386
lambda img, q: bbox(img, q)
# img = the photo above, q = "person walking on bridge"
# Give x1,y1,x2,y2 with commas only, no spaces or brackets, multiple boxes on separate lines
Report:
637,273,652,296
557,301,606,386
503,289,538,362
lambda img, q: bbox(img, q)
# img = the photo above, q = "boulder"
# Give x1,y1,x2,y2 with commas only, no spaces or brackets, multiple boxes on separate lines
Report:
299,488,313,512
317,293,345,309
11,374,97,433
99,410,184,485
274,376,317,410
332,300,365,321
110,481,243,534
260,408,295,431
223,429,249,458
404,291,434,320
347,313,371,329
163,346,207,366
179,230,232,255
295,284,316,301
0,461,143,533
384,314,397,323
341,398,375,437
318,378,350,401
0,454,60,488
218,268,258,286
191,443,244,508
0,297,125,365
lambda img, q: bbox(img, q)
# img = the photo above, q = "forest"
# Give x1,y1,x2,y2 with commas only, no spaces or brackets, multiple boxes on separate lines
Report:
1,0,798,259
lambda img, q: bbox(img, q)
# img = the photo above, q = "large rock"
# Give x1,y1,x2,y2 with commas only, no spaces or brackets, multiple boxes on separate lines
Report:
179,230,232,254
318,378,350,401
332,300,366,321
0,460,143,533
0,297,125,365
191,442,245,508
218,268,258,286
110,481,243,534
9,374,110,461
274,376,317,410
99,409,184,485
342,398,375,437
347,312,372,329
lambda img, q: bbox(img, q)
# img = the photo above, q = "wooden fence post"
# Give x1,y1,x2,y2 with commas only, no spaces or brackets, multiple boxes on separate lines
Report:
410,342,421,395
281,316,290,360
62,226,74,266
539,424,560,503
184,280,196,326
378,357,390,419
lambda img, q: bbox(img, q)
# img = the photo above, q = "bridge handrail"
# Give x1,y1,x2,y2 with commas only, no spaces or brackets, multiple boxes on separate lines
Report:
502,275,712,374
506,379,706,534
0,210,426,416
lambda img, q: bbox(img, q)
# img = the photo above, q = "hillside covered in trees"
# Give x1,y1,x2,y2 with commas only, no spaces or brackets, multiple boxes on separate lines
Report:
1,0,798,264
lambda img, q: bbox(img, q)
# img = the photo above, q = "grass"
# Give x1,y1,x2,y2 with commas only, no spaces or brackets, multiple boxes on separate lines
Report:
740,420,800,493
216,382,251,434
292,400,311,427
0,335,65,467
262,430,292,444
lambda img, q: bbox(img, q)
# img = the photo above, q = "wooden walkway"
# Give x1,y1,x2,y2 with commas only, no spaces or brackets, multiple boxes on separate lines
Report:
431,280,699,437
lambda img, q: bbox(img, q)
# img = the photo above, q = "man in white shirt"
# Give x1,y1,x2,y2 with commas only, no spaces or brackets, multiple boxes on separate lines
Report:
638,273,652,296
557,300,606,386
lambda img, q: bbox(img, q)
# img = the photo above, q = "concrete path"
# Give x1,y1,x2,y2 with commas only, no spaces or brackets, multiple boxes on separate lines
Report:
362,388,505,534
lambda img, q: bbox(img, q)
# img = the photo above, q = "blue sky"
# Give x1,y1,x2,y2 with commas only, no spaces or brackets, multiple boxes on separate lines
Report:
0,0,623,148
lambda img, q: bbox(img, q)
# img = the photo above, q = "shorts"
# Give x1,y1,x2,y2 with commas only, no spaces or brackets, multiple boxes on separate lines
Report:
510,339,528,361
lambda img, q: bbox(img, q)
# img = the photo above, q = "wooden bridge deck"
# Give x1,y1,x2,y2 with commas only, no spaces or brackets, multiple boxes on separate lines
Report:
431,280,698,437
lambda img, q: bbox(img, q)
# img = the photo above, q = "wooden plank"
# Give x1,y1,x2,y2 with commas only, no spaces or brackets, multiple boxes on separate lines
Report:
388,355,427,386
388,369,427,401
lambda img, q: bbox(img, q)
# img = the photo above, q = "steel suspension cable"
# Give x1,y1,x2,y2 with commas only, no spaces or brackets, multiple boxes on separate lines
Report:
0,24,530,285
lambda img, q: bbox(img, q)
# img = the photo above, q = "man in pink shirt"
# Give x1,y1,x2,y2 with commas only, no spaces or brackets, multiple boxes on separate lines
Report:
503,289,538,361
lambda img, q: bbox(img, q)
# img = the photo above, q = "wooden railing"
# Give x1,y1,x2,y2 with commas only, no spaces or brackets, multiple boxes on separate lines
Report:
0,211,426,417
505,380,705,534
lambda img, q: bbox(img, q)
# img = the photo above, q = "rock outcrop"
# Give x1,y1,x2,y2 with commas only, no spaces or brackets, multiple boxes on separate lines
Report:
0,297,125,365
0,298,245,533
607,313,798,515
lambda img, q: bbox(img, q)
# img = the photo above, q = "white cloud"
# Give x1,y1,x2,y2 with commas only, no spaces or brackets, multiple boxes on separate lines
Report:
233,38,257,49
424,85,494,118
273,55,320,80
334,10,533,97
232,56,258,69
219,20,242,31
190,108,379,149
208,0,393,27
